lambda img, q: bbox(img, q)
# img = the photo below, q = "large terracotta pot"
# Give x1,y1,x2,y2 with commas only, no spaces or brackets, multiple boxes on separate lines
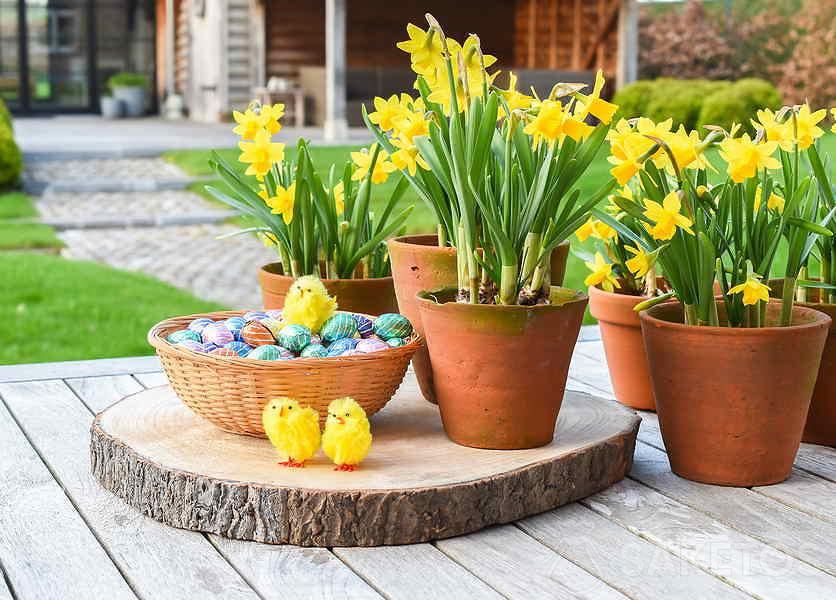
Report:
588,284,656,411
416,287,588,449
769,280,835,446
258,263,398,316
388,234,571,403
640,300,830,486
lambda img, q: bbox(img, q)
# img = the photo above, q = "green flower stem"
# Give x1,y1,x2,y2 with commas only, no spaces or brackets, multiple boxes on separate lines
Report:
520,232,542,290
781,275,797,326
684,303,699,326
437,223,447,247
830,246,836,304
499,264,518,305
748,304,762,328
796,266,808,303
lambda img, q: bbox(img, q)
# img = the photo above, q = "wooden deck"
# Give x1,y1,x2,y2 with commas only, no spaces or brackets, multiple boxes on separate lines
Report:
0,327,833,600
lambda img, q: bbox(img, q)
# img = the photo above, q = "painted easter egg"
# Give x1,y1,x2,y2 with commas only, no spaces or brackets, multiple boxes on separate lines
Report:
277,346,295,359
326,337,359,357
310,334,322,345
243,311,268,322
202,322,234,346
265,309,283,320
260,318,284,339
166,329,201,344
224,316,246,331
353,314,375,338
320,313,358,343
340,349,363,356
277,324,311,353
175,340,206,353
241,320,276,347
210,347,239,358
373,313,413,341
200,343,220,353
355,338,389,353
386,337,407,347
223,341,253,357
300,343,328,358
247,344,288,360
187,318,215,334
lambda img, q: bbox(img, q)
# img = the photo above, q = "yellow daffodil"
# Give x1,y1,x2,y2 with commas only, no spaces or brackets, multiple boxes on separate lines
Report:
662,126,712,172
563,107,595,142
575,70,618,125
397,23,445,76
754,185,784,213
351,145,397,184
238,129,285,178
625,246,651,278
368,94,412,131
696,184,709,197
728,274,770,306
392,110,429,144
499,72,534,115
259,182,295,224
718,135,780,183
635,117,673,167
232,108,264,141
643,192,694,240
584,252,620,292
457,35,497,85
259,232,279,247
752,108,793,151
523,100,566,145
390,138,429,176
831,108,835,133
260,103,285,135
606,119,656,184
575,217,617,242
332,181,345,215
792,104,826,150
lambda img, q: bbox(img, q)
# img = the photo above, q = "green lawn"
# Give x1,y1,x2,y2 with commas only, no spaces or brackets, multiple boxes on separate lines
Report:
0,191,64,250
0,191,38,219
0,253,224,365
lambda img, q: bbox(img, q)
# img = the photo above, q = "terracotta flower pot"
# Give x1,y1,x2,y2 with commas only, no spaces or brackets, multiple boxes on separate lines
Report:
388,234,571,404
258,263,398,316
416,287,588,449
640,300,830,486
588,284,657,411
769,279,836,446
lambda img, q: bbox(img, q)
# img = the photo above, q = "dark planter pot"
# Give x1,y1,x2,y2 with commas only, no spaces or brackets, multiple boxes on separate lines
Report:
641,300,830,486
769,279,836,446
416,287,588,449
258,263,398,316
387,234,570,404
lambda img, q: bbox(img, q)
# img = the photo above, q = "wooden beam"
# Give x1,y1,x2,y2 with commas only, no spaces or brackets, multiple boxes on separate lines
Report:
583,0,620,69
549,0,559,69
597,0,606,69
571,0,582,69
527,0,537,68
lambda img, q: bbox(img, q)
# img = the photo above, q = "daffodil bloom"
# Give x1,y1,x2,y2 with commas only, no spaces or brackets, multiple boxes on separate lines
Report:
232,108,264,141
259,232,278,247
754,185,784,213
390,138,429,176
368,94,412,131
391,110,429,144
574,70,618,124
523,100,567,145
260,103,285,135
643,192,694,240
563,105,595,142
238,129,285,178
332,181,345,215
457,35,497,85
606,119,657,184
792,104,826,150
752,108,793,151
396,23,445,76
635,117,673,167
499,72,534,115
718,135,780,183
831,108,835,133
351,145,397,184
662,126,711,172
584,252,620,292
625,246,651,278
259,182,295,224
575,217,618,242
728,274,770,306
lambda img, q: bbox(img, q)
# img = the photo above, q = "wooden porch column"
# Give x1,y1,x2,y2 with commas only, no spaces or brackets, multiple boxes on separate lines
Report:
324,0,348,140
162,0,184,118
617,0,639,88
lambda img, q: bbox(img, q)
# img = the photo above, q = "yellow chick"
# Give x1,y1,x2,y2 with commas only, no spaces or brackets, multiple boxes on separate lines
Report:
322,397,372,471
281,275,338,333
262,397,321,468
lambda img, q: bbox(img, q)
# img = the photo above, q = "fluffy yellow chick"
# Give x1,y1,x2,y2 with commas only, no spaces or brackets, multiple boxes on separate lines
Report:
322,397,372,471
281,275,337,333
262,397,321,468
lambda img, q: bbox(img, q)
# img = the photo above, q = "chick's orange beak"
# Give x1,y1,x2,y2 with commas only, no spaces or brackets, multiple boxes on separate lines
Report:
336,417,345,425
279,407,287,417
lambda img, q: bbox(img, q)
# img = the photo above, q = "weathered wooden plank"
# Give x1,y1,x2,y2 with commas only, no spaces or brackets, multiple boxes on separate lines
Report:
437,524,628,599
334,545,503,599
66,375,144,413
0,380,258,600
209,536,381,600
573,339,607,363
568,350,614,396
795,443,836,482
630,441,836,576
584,478,836,599
519,503,748,599
0,568,13,600
0,356,160,383
132,371,169,389
0,394,136,600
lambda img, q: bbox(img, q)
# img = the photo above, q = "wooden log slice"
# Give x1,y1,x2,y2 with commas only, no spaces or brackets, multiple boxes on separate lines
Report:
91,373,640,547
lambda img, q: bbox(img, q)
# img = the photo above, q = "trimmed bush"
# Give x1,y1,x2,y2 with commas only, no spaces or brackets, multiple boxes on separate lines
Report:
697,78,782,132
107,72,147,89
611,80,655,120
0,124,22,189
0,99,11,131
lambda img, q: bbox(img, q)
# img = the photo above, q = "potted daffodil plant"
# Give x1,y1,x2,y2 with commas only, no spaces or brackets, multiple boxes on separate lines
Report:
207,102,414,315
596,105,834,485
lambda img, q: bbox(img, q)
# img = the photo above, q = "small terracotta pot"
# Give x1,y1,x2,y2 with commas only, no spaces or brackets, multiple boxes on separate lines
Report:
416,287,588,449
388,234,571,404
588,284,657,411
641,300,830,486
769,279,836,446
258,263,398,316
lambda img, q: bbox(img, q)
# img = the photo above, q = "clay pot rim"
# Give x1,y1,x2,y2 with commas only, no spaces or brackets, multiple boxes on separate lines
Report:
415,286,589,314
260,262,394,284
388,234,569,253
640,299,832,335
767,277,836,311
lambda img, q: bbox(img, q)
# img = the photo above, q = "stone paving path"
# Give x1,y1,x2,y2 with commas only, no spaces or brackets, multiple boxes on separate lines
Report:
28,157,276,309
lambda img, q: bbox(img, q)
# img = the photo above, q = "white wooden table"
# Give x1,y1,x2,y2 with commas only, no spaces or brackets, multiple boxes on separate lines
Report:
1,327,833,600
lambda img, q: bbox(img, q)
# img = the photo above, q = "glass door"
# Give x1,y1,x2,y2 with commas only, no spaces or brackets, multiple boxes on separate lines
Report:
0,0,21,107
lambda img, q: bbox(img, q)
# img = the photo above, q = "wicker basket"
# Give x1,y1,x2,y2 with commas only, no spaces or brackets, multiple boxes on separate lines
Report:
148,310,422,437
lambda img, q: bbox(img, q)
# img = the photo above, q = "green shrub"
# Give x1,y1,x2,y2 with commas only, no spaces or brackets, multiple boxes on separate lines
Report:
0,124,22,189
697,78,782,132
612,81,656,119
731,78,782,114
107,72,147,89
0,99,11,131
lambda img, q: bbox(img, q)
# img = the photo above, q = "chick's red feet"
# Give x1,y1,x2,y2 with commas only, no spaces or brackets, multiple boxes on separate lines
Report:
334,464,357,472
278,459,305,468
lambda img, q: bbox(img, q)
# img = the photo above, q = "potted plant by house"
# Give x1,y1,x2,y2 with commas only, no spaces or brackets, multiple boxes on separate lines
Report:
107,72,147,118
100,93,123,119
598,106,833,485
382,17,616,449
206,104,412,315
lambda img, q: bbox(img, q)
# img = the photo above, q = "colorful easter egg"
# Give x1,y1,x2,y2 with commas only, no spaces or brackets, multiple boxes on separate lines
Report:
200,343,220,353
373,313,413,340
247,344,287,360
202,322,234,346
187,318,215,334
210,347,239,357
241,320,276,347
224,316,246,331
310,334,322,345
166,329,201,344
326,337,359,356
175,340,206,352
276,346,295,359
355,338,389,353
266,309,283,319
223,341,253,357
340,349,363,356
320,313,359,343
386,337,407,347
300,343,328,358
260,318,284,339
243,311,268,321
353,314,375,338
277,324,311,352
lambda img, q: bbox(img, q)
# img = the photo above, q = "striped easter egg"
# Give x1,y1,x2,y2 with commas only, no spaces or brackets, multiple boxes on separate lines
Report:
247,344,288,360
386,337,407,347
355,338,389,353
266,309,283,320
260,318,284,339
167,329,202,344
175,340,206,352
241,320,276,347
200,343,220,353
187,318,215,334
243,311,268,322
326,337,358,356
210,347,239,358
300,343,328,358
202,322,234,346
224,317,246,331
277,324,312,353
320,313,358,343
352,314,375,338
373,314,413,341
223,341,253,357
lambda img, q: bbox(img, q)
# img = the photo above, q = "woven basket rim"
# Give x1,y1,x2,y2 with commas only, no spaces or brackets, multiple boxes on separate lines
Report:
148,309,423,368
